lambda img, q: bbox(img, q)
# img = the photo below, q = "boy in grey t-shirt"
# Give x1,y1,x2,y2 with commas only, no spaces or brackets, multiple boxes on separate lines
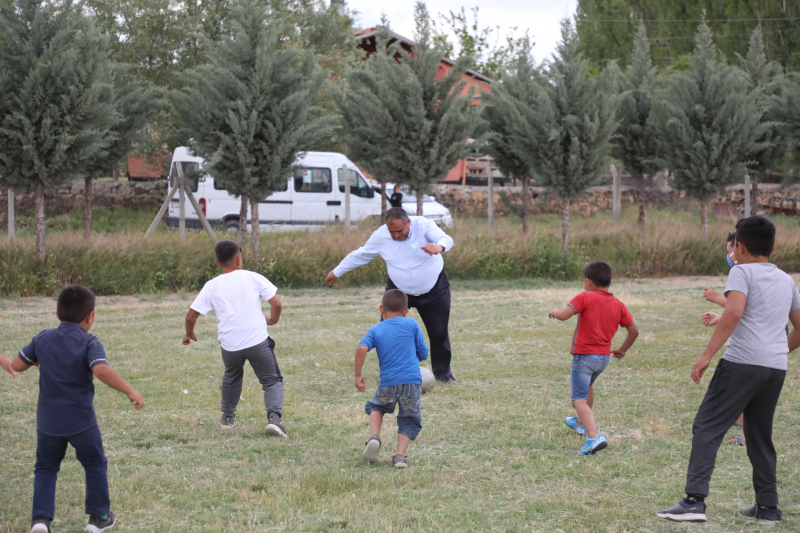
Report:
658,216,800,524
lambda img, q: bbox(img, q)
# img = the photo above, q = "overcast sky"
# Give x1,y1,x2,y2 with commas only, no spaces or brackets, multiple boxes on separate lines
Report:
345,0,578,66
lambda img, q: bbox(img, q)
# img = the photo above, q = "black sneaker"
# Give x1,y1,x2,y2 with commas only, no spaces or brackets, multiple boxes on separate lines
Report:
30,518,51,533
363,435,381,463
435,373,459,385
740,504,782,524
265,416,288,438
392,454,409,468
86,510,116,533
220,414,235,430
657,499,707,522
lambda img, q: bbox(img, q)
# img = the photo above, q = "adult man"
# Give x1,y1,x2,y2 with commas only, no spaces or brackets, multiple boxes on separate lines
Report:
325,207,457,383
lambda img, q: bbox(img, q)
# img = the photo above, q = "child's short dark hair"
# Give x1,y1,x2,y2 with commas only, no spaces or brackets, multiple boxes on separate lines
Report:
215,239,242,266
583,261,612,288
726,232,736,244
57,285,96,324
735,216,775,257
382,289,408,314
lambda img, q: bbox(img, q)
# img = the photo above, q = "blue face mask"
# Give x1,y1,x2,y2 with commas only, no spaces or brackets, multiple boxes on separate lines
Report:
726,253,735,268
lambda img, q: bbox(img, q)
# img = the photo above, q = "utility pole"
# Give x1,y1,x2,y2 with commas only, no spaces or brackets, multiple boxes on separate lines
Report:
485,159,494,232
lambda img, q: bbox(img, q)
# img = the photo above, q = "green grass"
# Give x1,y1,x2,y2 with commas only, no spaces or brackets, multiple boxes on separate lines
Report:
2,278,800,532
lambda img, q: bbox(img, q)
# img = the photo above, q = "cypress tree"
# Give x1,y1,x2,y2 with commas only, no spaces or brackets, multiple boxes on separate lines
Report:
0,0,118,267
609,23,660,232
82,70,157,240
337,2,475,217
736,26,786,215
171,0,331,255
481,39,538,234
652,22,768,234
507,20,617,253
781,74,800,178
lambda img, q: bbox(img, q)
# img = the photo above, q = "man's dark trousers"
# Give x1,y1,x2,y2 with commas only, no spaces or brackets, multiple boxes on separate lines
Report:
685,359,786,506
386,269,453,380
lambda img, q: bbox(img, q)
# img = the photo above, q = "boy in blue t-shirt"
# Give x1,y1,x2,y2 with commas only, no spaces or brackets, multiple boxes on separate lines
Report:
11,285,144,533
354,289,428,468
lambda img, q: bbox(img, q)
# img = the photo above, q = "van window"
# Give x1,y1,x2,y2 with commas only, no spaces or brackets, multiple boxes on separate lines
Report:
213,177,288,192
294,167,332,193
169,162,202,193
338,169,374,198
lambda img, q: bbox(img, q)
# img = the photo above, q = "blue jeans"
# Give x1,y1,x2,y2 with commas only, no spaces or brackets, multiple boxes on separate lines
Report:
365,384,423,440
32,425,109,520
570,355,610,401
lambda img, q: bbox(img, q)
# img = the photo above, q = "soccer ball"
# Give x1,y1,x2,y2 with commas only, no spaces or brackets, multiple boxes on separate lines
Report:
420,366,435,394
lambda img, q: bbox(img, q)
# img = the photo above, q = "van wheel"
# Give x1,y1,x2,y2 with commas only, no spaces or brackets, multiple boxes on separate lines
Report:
221,219,239,232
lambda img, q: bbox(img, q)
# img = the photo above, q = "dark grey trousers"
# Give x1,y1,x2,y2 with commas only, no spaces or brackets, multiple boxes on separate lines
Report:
685,359,786,506
220,337,283,419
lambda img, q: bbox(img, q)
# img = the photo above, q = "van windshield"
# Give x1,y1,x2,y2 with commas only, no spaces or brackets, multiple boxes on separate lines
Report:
169,162,202,192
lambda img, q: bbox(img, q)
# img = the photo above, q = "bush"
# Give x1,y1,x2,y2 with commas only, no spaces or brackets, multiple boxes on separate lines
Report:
1,207,799,296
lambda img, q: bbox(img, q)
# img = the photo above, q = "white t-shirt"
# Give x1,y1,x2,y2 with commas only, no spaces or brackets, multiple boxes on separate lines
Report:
190,269,278,352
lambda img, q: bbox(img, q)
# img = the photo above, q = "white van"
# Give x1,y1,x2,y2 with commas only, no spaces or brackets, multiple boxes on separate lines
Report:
165,147,381,231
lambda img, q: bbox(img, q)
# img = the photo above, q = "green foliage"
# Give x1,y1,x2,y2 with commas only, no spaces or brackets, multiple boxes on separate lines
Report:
735,27,786,177
609,24,661,180
432,6,531,80
781,73,800,179
0,0,119,193
652,23,768,202
171,0,332,201
576,0,800,72
480,39,536,182
336,2,476,209
508,20,618,202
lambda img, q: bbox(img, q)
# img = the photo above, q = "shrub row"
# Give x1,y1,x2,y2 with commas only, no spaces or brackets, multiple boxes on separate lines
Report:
1,211,799,296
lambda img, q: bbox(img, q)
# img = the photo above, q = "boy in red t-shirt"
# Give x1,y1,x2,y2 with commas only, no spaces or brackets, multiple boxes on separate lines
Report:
549,261,639,455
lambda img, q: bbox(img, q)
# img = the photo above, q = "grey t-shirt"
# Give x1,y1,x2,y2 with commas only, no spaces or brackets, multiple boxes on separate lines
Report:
723,263,800,370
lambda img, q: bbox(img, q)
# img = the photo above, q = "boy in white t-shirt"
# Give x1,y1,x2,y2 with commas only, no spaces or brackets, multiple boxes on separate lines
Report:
182,240,287,437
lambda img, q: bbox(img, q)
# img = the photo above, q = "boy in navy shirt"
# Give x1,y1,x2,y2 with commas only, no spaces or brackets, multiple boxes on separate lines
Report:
355,289,428,468
11,285,143,533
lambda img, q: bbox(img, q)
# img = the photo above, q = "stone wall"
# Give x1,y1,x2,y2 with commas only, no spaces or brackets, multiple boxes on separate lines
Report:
0,180,167,217
430,183,796,217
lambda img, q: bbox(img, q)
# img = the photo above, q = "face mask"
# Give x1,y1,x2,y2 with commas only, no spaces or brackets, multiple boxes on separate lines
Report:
726,253,735,268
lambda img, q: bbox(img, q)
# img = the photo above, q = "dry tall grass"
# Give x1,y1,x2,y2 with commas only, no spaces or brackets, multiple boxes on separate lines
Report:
1,206,798,295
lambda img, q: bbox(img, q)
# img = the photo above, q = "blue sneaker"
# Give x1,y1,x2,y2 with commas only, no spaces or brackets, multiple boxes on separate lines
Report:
580,434,607,455
564,416,587,436
657,499,707,522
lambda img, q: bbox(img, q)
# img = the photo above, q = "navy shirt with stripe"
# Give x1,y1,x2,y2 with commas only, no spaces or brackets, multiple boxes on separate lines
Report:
18,322,108,436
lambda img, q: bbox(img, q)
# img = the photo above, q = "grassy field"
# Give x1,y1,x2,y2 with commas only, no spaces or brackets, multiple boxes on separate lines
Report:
2,278,800,532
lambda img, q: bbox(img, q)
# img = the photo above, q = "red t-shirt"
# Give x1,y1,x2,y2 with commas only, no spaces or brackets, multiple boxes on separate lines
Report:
568,290,634,355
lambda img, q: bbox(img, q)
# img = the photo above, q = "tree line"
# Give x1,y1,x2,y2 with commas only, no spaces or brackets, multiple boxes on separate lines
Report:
2,0,800,267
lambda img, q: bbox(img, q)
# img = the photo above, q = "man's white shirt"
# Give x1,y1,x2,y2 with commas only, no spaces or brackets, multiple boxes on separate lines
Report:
190,270,277,351
332,217,454,296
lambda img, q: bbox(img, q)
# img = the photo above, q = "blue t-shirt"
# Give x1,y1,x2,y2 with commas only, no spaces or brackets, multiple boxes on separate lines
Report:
18,322,108,436
359,316,428,386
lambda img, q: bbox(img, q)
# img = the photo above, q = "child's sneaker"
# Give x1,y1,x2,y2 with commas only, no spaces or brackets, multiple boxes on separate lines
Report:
579,434,607,455
392,454,409,468
86,511,116,532
740,504,782,524
657,499,707,522
265,416,288,438
220,414,235,430
564,416,587,436
30,519,51,533
363,435,381,463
